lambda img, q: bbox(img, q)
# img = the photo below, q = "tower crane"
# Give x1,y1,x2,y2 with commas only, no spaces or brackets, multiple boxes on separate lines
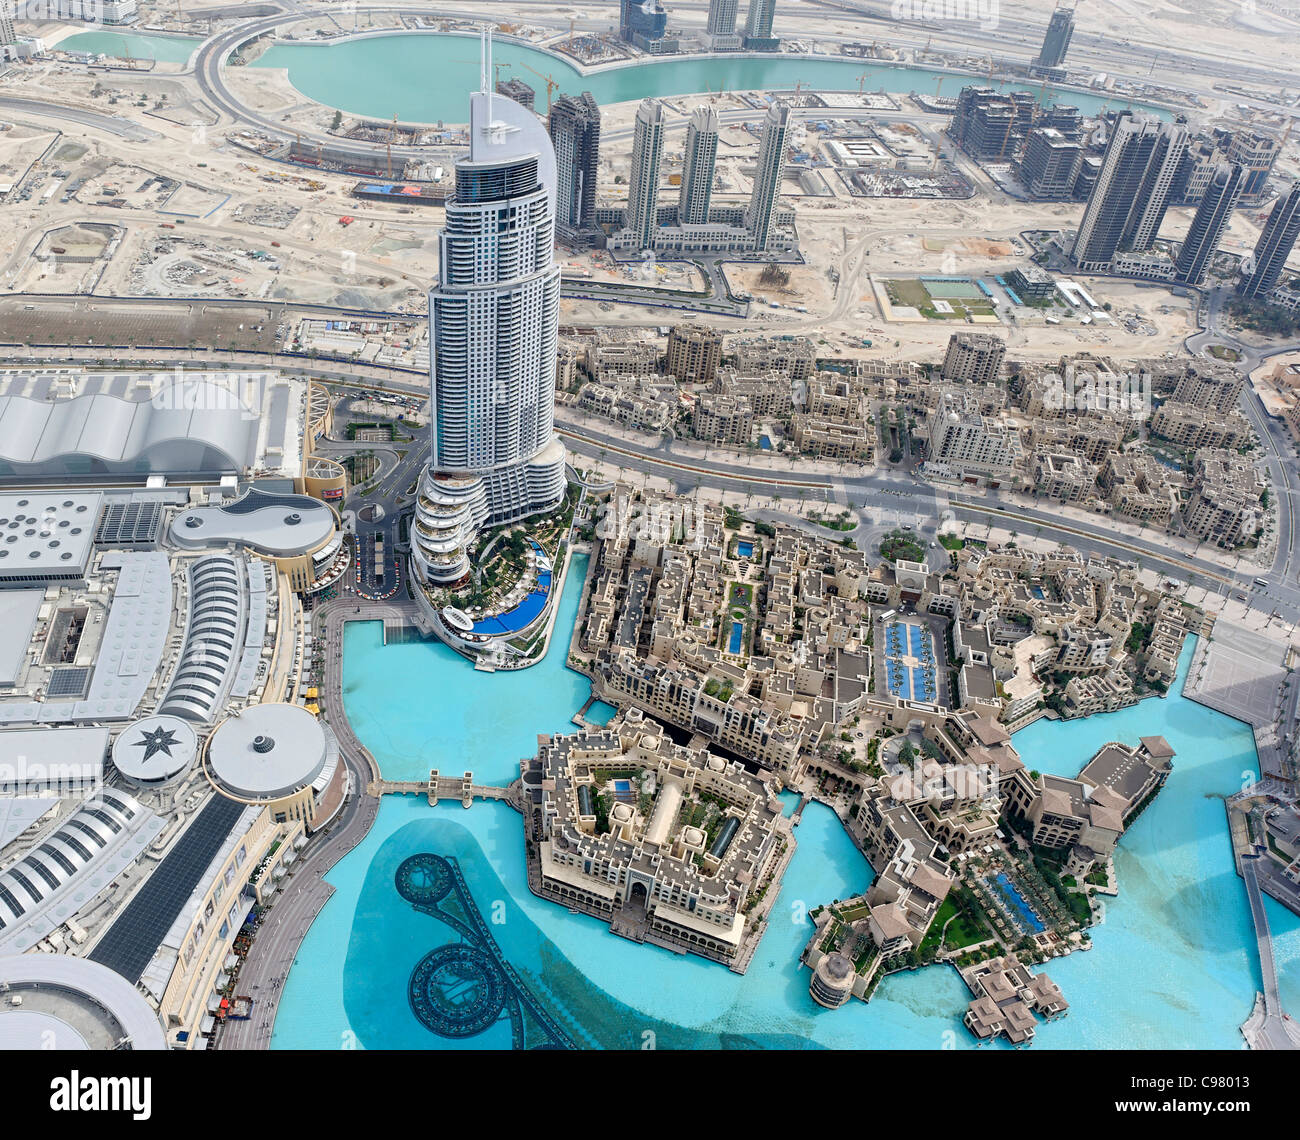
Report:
519,61,560,113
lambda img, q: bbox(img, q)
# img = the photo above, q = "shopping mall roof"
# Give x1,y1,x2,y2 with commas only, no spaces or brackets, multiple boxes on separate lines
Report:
158,555,266,723
87,794,247,985
0,953,166,1050
206,703,330,801
0,726,107,795
0,491,100,583
0,788,164,954
111,715,198,786
0,551,175,726
170,487,337,558
0,368,305,482
0,588,42,685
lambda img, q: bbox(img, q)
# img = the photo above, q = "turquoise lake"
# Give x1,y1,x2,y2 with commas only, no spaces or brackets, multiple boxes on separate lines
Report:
276,606,1300,1048
340,551,604,786
60,30,1164,124
58,31,200,64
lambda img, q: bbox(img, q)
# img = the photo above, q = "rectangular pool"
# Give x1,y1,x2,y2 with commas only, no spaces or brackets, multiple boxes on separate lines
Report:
737,541,754,558
728,621,744,654
994,871,1046,934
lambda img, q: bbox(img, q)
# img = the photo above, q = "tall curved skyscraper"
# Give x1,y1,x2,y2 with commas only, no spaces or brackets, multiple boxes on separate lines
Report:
411,86,567,587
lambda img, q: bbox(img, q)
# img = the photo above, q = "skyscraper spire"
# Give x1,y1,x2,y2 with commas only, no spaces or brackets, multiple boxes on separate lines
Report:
480,23,494,117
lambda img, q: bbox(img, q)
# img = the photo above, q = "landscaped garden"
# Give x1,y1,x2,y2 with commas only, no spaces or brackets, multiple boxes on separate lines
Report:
880,528,925,563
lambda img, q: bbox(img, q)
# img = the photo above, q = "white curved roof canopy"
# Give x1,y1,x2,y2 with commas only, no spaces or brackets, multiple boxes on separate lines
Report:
159,556,246,722
0,953,166,1050
0,379,256,476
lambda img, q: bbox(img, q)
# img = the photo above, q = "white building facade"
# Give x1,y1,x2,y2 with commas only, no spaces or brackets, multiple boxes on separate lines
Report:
411,87,567,586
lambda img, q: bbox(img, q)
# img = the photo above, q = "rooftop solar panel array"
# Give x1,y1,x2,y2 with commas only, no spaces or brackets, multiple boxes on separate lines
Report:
46,666,92,699
96,500,164,548
87,795,246,984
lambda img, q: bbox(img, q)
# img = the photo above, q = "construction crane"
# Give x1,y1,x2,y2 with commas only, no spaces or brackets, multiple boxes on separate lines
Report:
455,56,513,92
519,61,559,112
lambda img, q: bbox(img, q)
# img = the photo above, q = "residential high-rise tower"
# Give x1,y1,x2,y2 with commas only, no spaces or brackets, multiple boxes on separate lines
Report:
746,101,790,252
679,105,719,226
624,99,665,251
1035,7,1075,71
1071,116,1187,272
706,0,742,50
1238,180,1300,299
743,0,779,50
548,92,601,242
1175,162,1243,286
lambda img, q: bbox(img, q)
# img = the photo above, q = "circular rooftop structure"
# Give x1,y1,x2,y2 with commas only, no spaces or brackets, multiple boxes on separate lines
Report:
206,703,328,802
111,715,198,788
0,955,166,1050
810,951,856,1009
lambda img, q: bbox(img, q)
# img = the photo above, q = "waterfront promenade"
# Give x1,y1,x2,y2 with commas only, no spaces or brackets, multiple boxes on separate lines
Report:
1240,856,1300,1050
215,596,411,1050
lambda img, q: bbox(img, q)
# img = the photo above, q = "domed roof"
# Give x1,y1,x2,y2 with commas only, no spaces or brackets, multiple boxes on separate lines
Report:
207,703,329,801
112,715,197,786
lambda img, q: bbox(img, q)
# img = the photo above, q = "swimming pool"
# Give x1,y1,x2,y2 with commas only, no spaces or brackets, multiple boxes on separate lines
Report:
470,542,552,635
993,872,1046,935
728,621,744,654
737,541,754,559
884,621,935,702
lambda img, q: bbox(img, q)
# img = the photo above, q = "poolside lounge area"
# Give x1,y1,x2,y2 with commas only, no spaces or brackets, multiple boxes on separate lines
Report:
881,619,939,703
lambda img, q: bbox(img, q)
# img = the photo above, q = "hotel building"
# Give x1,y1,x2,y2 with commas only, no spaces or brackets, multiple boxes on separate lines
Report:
411,82,567,586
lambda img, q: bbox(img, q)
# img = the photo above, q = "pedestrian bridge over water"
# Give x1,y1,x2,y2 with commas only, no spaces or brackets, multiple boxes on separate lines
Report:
367,770,524,812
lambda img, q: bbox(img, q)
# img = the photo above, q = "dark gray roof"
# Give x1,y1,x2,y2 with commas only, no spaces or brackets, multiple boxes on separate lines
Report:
170,488,336,558
87,794,245,984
